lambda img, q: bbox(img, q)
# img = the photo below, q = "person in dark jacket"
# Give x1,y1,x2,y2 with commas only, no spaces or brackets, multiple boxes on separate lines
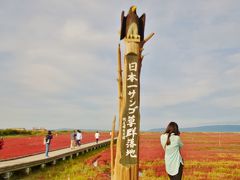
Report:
45,131,53,157
70,130,76,149
0,137,4,150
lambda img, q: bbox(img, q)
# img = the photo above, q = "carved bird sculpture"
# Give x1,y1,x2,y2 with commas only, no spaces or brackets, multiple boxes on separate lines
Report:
120,6,145,41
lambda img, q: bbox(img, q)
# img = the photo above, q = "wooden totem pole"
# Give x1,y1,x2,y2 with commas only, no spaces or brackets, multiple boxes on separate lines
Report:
111,6,154,180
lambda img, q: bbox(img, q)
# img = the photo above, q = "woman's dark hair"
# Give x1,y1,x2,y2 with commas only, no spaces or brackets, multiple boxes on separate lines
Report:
48,130,52,135
164,122,180,145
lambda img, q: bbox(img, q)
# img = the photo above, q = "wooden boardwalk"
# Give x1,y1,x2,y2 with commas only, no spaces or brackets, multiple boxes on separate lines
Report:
0,139,113,179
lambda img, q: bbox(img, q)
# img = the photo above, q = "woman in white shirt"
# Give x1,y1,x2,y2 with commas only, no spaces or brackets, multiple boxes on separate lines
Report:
76,130,82,146
160,122,184,180
95,131,100,144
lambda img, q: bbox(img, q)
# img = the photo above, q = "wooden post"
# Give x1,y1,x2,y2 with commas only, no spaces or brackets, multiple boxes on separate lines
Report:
25,167,31,175
4,172,12,179
112,6,154,180
111,115,116,177
41,164,46,169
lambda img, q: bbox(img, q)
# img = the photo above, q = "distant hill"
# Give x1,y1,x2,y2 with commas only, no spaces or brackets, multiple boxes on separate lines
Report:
53,128,108,132
149,125,240,132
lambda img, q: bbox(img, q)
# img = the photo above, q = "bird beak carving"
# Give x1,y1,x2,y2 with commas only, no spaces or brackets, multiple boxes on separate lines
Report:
131,6,137,12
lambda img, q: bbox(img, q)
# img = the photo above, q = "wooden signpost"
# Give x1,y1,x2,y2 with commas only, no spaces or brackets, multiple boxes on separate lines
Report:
111,6,154,180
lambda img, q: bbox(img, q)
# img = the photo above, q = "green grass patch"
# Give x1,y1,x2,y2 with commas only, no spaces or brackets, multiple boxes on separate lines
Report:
14,146,110,180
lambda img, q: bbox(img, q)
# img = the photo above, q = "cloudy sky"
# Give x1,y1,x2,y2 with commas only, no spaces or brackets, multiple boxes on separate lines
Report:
0,0,239,130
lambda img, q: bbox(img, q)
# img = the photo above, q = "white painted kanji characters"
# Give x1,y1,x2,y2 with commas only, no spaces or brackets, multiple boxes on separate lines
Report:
128,106,138,114
129,100,136,107
126,127,137,138
127,115,136,127
127,85,138,88
127,72,138,82
123,59,140,161
126,148,137,158
122,117,126,140
128,89,136,98
129,62,138,72
126,138,137,148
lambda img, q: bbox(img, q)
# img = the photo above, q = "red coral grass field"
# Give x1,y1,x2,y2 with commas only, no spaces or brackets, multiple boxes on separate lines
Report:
0,131,110,160
1,132,240,179
87,132,240,179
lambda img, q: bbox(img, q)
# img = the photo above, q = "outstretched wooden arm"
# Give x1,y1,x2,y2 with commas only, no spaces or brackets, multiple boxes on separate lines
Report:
143,32,155,45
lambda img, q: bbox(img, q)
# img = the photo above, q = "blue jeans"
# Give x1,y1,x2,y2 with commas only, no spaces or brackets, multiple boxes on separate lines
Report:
45,143,50,157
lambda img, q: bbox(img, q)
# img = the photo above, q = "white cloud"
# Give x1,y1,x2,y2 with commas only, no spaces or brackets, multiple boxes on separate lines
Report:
142,78,216,108
19,63,76,93
60,19,116,44
210,95,240,109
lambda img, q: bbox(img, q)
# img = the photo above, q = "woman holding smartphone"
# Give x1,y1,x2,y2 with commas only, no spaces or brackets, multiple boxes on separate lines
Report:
160,122,184,180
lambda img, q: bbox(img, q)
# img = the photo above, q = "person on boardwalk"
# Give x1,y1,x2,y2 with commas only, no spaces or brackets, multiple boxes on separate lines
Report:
70,130,76,149
45,130,53,158
95,131,100,144
0,137,4,150
76,130,82,146
160,122,184,180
